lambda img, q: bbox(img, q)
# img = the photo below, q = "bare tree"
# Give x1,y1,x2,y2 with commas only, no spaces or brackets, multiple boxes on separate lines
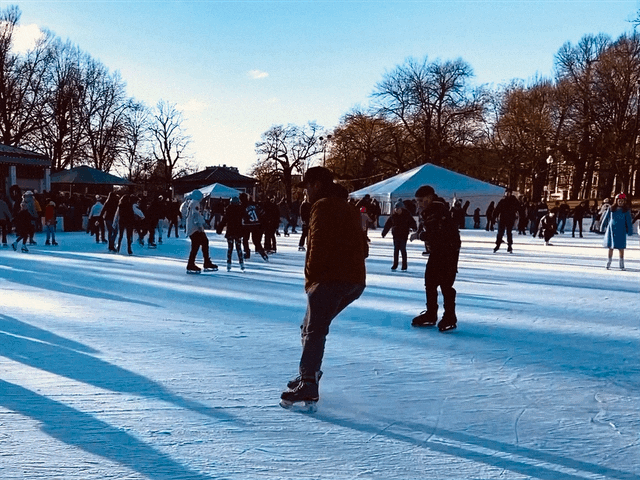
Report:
0,6,54,147
150,100,191,191
372,56,483,168
253,122,322,203
116,100,151,182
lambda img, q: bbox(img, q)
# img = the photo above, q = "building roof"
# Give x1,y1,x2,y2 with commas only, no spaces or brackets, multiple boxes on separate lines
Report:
0,144,50,167
177,165,256,184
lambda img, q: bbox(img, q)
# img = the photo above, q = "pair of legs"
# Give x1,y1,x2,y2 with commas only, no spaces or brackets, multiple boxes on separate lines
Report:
606,248,625,269
0,220,9,244
242,226,267,259
494,220,514,251
297,282,365,382
298,224,308,249
117,224,134,255
188,231,214,267
45,224,57,244
264,227,277,252
423,250,459,325
572,219,583,237
392,236,408,270
167,219,179,237
227,237,244,267
106,221,118,251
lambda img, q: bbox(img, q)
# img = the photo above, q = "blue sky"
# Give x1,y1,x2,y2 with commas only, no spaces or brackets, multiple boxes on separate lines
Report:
8,0,640,174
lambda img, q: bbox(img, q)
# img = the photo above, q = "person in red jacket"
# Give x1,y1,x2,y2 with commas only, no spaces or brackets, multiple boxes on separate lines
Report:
44,200,58,246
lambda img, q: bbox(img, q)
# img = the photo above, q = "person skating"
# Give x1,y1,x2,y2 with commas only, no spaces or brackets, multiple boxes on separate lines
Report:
381,200,417,271
216,196,246,272
538,210,557,246
297,195,311,251
280,167,367,411
239,192,268,261
571,200,588,238
11,202,33,252
410,185,461,331
44,201,59,246
185,190,218,274
601,193,633,270
493,189,520,253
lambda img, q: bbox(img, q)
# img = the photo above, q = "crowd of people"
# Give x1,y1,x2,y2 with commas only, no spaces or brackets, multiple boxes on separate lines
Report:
3,176,639,411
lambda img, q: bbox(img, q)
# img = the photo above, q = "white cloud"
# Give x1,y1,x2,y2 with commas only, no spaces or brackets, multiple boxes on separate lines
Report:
177,99,209,113
248,69,269,80
11,24,44,54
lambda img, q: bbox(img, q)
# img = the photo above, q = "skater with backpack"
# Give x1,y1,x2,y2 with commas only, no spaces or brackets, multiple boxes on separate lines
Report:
410,185,461,332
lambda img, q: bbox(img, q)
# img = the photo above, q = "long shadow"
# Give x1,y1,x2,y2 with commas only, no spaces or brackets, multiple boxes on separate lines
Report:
0,315,240,424
0,380,215,480
310,411,640,480
0,259,160,307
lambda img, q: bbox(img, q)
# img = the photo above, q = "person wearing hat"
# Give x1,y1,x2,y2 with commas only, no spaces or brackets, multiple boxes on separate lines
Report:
381,199,417,271
492,188,521,253
280,166,368,411
216,196,246,271
601,193,633,270
185,189,218,274
409,185,461,331
44,200,58,246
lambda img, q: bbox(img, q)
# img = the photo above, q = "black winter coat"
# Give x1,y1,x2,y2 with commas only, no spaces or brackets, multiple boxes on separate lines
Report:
381,209,417,239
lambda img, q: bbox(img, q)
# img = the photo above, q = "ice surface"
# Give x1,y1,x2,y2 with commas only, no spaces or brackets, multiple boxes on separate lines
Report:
1,227,639,479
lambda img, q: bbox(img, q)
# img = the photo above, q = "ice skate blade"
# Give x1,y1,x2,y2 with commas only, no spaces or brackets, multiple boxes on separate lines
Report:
186,270,201,275
438,324,457,332
279,399,318,413
412,321,437,328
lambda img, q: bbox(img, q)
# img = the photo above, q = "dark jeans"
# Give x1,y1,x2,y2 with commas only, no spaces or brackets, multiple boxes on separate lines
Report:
425,250,459,318
572,218,583,236
298,224,308,248
117,224,134,254
188,231,211,265
0,220,8,244
495,220,515,247
392,236,408,269
242,226,266,256
299,282,365,381
264,226,277,252
106,220,117,250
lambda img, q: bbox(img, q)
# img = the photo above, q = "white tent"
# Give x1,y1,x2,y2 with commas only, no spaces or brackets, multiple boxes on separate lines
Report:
350,163,505,222
187,183,241,199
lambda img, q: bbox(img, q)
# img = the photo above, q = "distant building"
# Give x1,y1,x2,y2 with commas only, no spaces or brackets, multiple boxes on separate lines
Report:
173,165,257,197
0,144,51,196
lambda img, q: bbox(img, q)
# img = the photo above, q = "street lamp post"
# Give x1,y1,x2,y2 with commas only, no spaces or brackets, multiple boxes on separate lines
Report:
319,134,332,167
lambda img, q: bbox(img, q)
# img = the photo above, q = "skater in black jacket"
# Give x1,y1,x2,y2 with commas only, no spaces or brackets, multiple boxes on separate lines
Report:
410,185,461,332
381,200,417,271
493,189,521,253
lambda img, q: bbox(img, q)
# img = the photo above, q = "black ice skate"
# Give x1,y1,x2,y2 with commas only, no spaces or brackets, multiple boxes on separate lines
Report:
411,310,437,327
186,264,202,274
280,381,319,413
287,370,323,390
203,261,218,272
438,313,457,332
